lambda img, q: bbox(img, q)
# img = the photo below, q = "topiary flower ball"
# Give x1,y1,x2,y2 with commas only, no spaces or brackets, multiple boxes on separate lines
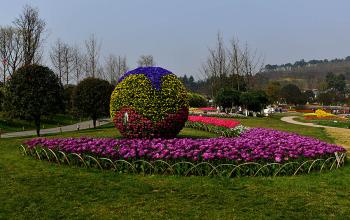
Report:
110,67,189,138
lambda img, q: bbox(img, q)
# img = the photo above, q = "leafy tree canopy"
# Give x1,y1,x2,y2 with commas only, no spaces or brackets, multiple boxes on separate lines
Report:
326,72,346,93
280,84,306,105
72,77,113,128
188,92,207,107
265,81,281,103
4,64,64,136
240,90,269,112
215,88,241,109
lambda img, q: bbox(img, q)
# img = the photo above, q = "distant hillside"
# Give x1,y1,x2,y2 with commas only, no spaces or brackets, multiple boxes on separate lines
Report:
258,57,350,89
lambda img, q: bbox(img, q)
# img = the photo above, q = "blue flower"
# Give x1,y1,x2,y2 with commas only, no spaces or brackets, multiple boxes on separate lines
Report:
118,67,173,90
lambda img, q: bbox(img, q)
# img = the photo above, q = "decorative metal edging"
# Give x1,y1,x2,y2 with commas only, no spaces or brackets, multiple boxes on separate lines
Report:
20,145,347,177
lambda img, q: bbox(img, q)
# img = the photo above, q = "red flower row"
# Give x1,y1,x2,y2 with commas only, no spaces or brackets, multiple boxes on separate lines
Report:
113,107,189,139
198,107,217,111
188,116,240,128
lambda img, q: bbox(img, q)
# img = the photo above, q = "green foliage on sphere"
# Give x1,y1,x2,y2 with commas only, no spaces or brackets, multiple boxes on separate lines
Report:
110,74,188,122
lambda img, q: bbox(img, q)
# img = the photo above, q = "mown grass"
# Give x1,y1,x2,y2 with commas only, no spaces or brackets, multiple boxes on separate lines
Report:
294,116,350,129
0,112,85,133
1,115,349,219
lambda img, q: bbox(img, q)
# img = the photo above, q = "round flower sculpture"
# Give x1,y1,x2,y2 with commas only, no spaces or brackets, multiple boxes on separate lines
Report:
110,67,189,138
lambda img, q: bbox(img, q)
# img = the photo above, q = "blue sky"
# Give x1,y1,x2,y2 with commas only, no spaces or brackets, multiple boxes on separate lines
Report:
1,0,350,79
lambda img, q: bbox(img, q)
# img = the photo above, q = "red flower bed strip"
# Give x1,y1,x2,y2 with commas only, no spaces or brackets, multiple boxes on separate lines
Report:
188,116,240,128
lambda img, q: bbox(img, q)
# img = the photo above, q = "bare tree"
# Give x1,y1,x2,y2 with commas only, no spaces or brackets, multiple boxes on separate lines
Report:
137,55,155,67
0,26,23,82
96,65,105,79
8,28,24,73
227,37,244,91
0,27,11,83
104,54,128,84
50,39,64,83
84,34,100,78
202,32,264,94
116,56,128,79
62,43,74,85
240,42,264,87
72,45,83,83
14,5,46,65
200,32,228,97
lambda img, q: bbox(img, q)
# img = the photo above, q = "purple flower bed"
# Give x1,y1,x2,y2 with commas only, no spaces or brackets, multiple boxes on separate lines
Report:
24,128,346,163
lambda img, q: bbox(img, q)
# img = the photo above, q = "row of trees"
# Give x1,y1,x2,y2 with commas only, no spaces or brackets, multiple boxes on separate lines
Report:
265,71,349,106
200,33,264,97
0,5,45,82
0,5,157,86
182,70,349,107
2,64,113,136
49,36,155,85
264,56,350,72
215,88,269,113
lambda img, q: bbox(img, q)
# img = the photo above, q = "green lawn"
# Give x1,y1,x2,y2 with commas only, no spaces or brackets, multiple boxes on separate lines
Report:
294,116,350,129
1,115,349,219
0,113,85,133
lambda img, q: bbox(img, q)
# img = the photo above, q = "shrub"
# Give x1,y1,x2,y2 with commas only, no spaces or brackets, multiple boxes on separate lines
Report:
240,90,269,112
188,92,207,107
280,84,307,105
110,67,189,138
185,121,247,137
63,84,76,114
72,77,113,128
0,86,4,111
215,88,241,109
3,64,64,136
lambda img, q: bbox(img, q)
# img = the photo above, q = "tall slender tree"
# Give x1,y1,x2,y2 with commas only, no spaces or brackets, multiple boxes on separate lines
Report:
50,39,64,83
84,34,100,78
14,5,46,65
104,54,128,84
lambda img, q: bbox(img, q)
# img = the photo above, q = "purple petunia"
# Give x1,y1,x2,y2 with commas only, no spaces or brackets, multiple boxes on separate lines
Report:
117,67,173,90
24,128,346,163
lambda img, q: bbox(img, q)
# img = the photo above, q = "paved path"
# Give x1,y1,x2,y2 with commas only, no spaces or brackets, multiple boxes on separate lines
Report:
281,116,350,152
0,119,111,139
280,116,334,128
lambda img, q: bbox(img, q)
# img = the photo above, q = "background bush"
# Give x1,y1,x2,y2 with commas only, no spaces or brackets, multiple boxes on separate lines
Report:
0,86,4,111
240,90,269,112
3,64,64,136
188,92,208,107
73,77,113,128
63,84,76,114
215,88,241,110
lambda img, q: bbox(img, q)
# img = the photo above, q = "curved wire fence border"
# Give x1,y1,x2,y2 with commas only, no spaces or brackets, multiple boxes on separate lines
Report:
19,145,347,177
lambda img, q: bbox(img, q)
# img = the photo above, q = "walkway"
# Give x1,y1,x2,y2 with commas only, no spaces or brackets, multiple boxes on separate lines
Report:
281,116,350,152
0,119,111,139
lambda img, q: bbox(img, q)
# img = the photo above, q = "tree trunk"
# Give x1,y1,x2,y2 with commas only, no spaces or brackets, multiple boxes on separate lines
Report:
92,116,97,128
34,115,41,136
